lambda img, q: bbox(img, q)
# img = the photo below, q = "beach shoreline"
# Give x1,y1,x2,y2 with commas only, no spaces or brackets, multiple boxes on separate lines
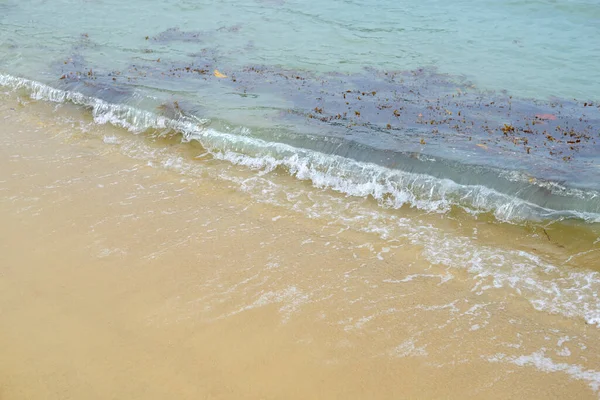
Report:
2,0,600,397
1,93,599,398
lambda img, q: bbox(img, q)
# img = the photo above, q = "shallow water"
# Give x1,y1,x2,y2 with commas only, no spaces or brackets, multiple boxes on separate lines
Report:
1,0,600,223
2,91,600,399
2,0,600,99
1,1,600,396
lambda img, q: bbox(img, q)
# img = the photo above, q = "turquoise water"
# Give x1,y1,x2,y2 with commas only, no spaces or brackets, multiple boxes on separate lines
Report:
1,0,599,222
3,0,600,99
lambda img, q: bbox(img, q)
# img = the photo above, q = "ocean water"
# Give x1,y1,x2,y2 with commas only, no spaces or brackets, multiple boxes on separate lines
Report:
1,0,600,310
2,0,600,394
1,2,599,256
1,0,599,223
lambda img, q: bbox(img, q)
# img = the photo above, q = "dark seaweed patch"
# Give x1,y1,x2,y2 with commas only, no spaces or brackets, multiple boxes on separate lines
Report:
150,25,242,44
151,27,207,43
51,34,600,168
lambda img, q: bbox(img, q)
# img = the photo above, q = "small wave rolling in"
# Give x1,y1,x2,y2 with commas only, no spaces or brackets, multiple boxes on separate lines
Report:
1,0,600,397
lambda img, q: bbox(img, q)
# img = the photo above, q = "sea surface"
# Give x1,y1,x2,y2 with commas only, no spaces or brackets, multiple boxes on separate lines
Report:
2,0,599,221
1,0,600,395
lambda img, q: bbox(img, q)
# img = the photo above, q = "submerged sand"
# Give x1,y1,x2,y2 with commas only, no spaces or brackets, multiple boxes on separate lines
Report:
0,95,599,399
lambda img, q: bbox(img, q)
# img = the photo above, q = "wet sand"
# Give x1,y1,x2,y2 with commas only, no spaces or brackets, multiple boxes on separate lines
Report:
1,96,598,399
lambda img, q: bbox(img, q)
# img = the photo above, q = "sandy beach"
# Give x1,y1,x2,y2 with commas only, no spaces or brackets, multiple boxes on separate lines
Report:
1,93,599,399
2,0,600,396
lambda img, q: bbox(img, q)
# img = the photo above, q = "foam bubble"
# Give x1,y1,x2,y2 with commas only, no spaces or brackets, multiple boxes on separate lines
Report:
488,350,600,392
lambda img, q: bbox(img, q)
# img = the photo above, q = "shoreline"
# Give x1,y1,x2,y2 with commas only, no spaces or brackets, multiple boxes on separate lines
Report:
2,72,600,227
1,95,599,398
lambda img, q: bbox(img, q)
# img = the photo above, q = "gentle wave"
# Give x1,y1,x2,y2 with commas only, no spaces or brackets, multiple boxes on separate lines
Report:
222,166,600,328
2,73,599,225
3,73,600,327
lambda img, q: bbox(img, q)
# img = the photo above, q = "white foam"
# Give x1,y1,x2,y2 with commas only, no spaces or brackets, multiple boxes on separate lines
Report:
3,73,600,328
225,286,310,323
390,338,428,358
488,350,600,393
383,273,453,285
103,135,120,144
2,73,598,224
557,347,571,357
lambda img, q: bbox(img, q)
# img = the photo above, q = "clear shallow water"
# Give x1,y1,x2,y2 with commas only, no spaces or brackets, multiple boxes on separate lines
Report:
2,0,600,99
3,96,600,398
2,2,600,391
0,0,599,222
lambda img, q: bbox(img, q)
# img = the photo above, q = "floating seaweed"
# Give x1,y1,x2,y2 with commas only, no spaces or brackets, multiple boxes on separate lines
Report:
50,33,600,169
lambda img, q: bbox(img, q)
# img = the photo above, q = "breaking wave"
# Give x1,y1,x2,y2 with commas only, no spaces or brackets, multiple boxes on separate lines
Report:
2,73,599,225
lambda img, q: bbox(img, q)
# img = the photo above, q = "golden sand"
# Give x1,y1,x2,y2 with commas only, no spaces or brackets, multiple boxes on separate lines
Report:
0,96,598,399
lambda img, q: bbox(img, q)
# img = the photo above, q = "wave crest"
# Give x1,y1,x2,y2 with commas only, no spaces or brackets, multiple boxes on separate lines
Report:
2,73,599,224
